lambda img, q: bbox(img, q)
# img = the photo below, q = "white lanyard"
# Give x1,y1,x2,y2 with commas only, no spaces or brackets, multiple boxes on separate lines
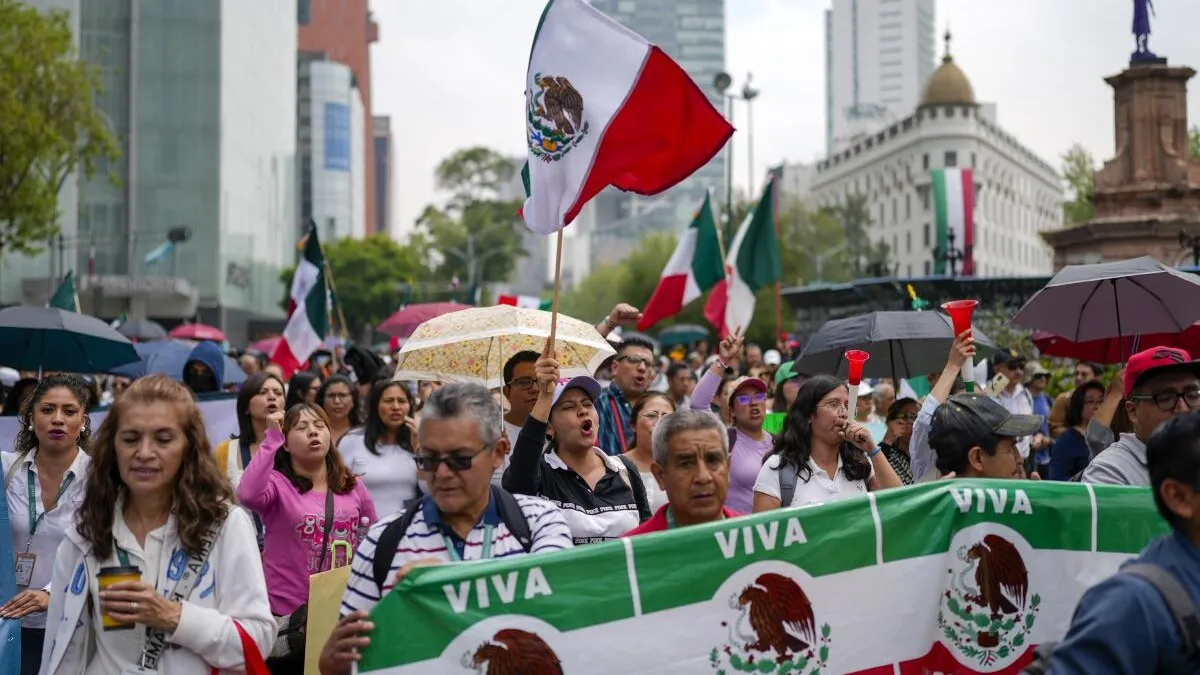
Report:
443,524,494,562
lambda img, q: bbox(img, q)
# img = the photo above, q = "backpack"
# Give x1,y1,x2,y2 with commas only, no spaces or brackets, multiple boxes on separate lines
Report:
1020,563,1200,674
372,485,533,590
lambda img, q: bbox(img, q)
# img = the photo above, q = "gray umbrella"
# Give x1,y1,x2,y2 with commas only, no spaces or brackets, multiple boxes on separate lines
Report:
1011,256,1200,343
117,319,168,341
0,306,140,373
794,310,997,381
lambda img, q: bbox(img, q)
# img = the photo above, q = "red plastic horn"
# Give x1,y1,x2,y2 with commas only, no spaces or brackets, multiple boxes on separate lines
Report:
845,349,870,385
942,299,979,338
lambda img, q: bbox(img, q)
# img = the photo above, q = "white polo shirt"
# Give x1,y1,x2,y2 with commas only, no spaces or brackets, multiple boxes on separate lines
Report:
994,385,1034,459
754,453,873,508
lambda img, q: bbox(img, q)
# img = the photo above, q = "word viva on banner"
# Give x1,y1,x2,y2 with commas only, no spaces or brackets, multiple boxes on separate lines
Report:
358,480,1166,675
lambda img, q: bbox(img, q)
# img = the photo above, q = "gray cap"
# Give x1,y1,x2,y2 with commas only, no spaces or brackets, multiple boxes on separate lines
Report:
929,393,1044,453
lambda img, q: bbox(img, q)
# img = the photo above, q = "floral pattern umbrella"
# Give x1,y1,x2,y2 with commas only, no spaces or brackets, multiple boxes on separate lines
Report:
392,305,616,388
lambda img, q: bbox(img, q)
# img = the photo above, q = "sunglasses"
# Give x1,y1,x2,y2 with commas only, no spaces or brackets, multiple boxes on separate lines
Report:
413,444,493,472
735,392,767,405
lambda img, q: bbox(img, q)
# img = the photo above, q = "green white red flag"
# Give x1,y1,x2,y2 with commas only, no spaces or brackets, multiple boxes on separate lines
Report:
354,480,1165,674
704,178,782,337
271,227,327,378
638,191,724,330
497,294,552,311
520,0,733,234
933,167,975,276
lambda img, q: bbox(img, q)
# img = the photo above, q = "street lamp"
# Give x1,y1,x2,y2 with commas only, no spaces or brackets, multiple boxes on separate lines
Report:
932,229,967,277
1180,230,1200,267
713,71,762,245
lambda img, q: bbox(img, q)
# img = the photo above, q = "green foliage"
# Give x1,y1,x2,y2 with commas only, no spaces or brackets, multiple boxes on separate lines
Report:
1061,144,1096,225
413,146,527,286
0,0,119,254
1191,126,1200,162
279,234,426,335
823,193,892,278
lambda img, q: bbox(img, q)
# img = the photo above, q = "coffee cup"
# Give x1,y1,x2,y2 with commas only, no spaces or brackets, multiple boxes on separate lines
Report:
97,565,141,631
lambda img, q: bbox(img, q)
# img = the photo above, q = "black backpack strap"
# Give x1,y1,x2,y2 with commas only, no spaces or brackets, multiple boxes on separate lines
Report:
1122,563,1200,656
778,460,799,508
372,497,424,591
491,486,533,553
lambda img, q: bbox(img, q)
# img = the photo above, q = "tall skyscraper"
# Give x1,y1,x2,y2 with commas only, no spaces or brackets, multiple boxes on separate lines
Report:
299,0,380,234
825,0,937,155
585,0,726,264
2,0,298,345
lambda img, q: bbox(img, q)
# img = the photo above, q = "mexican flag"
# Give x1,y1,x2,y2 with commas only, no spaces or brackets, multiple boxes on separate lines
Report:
271,227,328,378
704,178,782,338
498,294,552,311
47,271,79,313
933,168,975,276
520,0,733,235
638,192,724,330
355,480,1165,674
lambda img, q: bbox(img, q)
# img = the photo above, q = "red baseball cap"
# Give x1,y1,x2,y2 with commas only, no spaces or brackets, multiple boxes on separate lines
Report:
1123,346,1200,397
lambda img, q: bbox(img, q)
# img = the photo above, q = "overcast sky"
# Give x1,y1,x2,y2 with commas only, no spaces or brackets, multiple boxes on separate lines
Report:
370,0,1200,238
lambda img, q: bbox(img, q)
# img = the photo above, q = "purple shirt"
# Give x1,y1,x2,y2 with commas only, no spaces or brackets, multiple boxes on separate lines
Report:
237,428,377,616
691,367,773,513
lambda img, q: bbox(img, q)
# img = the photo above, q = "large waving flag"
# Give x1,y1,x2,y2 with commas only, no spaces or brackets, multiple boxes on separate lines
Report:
704,178,782,338
520,0,734,234
638,192,725,330
271,226,328,378
932,167,975,276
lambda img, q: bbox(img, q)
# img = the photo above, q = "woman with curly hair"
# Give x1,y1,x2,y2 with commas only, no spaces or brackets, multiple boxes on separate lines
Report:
39,375,274,675
0,375,93,675
752,375,902,511
237,402,376,671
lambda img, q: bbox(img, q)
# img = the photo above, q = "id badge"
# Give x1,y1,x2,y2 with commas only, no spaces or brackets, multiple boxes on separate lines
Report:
14,552,35,587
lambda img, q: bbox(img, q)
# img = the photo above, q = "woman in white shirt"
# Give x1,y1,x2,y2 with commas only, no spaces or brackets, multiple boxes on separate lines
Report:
753,375,902,511
0,375,93,675
337,380,420,516
40,374,274,675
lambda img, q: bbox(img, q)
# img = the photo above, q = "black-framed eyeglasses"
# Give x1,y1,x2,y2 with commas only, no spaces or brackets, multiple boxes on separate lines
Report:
413,444,493,472
1130,388,1200,412
619,355,654,369
506,377,537,390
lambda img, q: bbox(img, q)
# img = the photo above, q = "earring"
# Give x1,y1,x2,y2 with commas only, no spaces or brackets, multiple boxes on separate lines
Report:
27,425,32,432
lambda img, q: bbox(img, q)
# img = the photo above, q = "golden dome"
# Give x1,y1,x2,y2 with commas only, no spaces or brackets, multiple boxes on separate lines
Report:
920,31,976,107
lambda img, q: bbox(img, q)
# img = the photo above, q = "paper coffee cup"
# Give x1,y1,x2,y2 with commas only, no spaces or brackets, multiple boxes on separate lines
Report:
97,565,141,631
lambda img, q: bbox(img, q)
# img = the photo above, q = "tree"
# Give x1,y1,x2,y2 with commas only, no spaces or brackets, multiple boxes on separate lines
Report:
823,193,892,278
280,234,426,336
0,1,118,254
414,147,527,289
1061,144,1096,225
1191,126,1200,162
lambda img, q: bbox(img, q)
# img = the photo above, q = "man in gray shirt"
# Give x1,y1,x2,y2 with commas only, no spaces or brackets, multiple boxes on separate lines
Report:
1083,347,1200,486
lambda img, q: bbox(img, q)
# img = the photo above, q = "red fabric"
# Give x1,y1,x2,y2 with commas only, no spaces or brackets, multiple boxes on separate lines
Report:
561,46,734,226
1033,326,1200,365
1122,345,1197,397
170,323,227,342
269,337,303,381
210,621,269,675
959,168,976,276
638,272,690,331
703,276,731,338
377,302,472,338
624,504,742,536
497,294,519,306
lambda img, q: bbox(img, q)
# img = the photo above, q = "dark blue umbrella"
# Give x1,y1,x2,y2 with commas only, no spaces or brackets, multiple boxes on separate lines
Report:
0,306,140,373
109,339,247,385
657,323,709,346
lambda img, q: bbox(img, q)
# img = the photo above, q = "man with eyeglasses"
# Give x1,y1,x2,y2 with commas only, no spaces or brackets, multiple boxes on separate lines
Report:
596,336,657,456
1083,347,1200,486
319,383,572,675
501,352,541,441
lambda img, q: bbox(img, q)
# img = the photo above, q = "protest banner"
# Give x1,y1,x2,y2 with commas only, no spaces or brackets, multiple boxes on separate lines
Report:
358,480,1166,675
0,393,238,453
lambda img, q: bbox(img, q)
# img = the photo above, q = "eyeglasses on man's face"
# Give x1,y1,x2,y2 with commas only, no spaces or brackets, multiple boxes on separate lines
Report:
619,355,654,369
506,377,538,390
414,444,493,473
1130,387,1200,412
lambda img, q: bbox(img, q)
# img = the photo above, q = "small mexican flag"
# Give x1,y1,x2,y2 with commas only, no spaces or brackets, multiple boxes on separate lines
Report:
497,294,552,311
932,168,975,276
704,178,782,338
48,271,79,313
520,0,733,234
638,191,724,330
271,226,328,378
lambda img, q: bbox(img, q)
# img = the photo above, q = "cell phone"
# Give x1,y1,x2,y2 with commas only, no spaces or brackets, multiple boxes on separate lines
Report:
987,373,1010,397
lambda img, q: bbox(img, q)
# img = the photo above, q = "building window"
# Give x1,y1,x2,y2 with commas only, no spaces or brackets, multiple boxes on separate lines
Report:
971,152,977,168
923,223,930,246
924,260,931,275
905,194,911,219
907,264,912,277
922,189,930,211
298,0,310,24
892,198,897,223
922,153,929,170
945,151,957,167
906,231,912,253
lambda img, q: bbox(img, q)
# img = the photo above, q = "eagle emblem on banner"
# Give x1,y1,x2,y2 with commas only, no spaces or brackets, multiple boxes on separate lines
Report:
713,572,833,673
527,73,591,162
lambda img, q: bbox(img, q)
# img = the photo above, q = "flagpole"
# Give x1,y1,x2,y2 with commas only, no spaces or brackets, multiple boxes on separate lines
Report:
770,170,783,348
548,230,564,349
710,188,728,264
322,263,350,339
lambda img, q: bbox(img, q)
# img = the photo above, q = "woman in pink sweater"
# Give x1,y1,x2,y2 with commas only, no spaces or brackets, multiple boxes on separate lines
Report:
236,402,376,619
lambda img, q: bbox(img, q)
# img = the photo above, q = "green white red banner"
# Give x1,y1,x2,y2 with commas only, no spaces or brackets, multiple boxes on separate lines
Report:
357,480,1166,675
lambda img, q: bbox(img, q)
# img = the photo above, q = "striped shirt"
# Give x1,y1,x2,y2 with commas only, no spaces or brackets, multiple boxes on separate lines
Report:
339,492,572,617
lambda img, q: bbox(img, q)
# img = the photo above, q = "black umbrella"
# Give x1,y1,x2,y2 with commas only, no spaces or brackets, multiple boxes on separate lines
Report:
0,306,140,373
1012,256,1200,344
117,319,168,341
794,310,997,381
